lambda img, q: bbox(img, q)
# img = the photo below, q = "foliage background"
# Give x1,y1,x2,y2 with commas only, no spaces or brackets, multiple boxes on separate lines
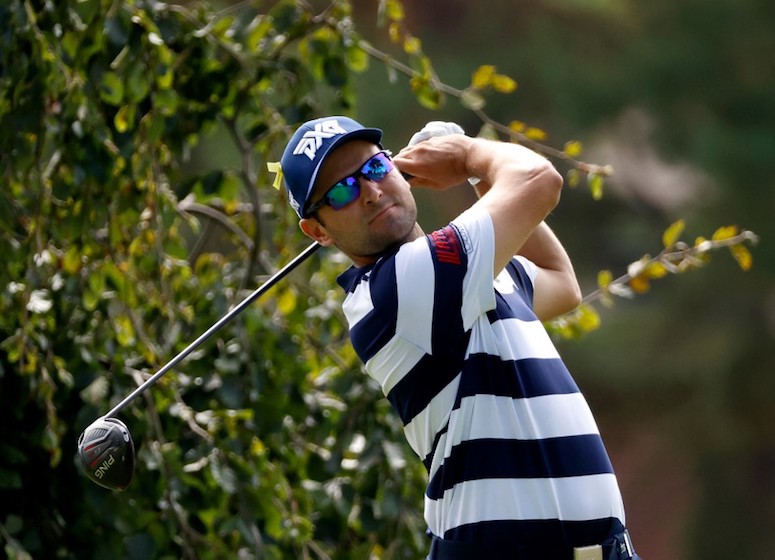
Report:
1,0,772,559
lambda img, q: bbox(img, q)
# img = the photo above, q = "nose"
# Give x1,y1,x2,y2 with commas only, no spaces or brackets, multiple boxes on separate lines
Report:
359,177,383,205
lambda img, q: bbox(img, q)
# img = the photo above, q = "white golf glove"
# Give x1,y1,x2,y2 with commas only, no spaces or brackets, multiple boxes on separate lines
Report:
406,121,480,186
407,121,466,146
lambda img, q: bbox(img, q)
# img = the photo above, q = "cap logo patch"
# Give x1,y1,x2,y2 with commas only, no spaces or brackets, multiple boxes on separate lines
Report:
292,119,348,160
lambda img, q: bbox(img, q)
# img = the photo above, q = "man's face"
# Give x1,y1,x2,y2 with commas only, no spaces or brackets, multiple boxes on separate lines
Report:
302,140,419,265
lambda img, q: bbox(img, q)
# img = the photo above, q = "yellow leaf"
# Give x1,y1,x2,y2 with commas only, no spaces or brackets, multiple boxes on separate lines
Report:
662,219,685,249
492,74,517,93
563,141,583,158
388,22,401,43
114,104,134,133
277,289,296,315
403,36,421,55
597,269,613,288
577,305,601,332
471,65,496,90
644,261,669,279
525,127,547,141
730,244,753,271
114,315,136,347
266,161,283,190
385,0,405,21
588,173,604,200
250,437,267,457
712,225,738,241
629,275,650,294
63,246,82,274
508,120,526,133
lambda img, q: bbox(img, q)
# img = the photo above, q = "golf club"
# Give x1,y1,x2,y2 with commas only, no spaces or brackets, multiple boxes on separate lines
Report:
78,241,322,491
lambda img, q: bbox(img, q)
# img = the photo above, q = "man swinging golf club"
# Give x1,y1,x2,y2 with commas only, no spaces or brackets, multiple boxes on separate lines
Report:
277,116,641,560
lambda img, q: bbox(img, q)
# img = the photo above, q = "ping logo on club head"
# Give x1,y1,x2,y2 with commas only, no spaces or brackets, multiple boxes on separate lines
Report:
293,120,347,160
94,454,116,479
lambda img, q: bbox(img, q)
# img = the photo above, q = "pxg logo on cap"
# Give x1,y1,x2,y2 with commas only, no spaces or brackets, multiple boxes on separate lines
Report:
280,116,382,218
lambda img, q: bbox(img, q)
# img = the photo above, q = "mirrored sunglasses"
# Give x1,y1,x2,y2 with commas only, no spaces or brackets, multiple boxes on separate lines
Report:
305,151,394,216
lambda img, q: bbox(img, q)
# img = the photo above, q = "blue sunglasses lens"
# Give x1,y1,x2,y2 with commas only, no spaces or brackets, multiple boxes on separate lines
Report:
326,177,360,210
361,152,392,180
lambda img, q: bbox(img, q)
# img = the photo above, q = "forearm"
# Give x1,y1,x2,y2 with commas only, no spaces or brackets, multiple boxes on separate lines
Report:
519,222,582,319
518,222,573,273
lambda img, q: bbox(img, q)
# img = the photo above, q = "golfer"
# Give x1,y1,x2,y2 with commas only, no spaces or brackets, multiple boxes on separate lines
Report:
277,116,641,560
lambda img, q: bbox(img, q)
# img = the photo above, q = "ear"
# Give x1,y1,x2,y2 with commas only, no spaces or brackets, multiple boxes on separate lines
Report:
299,217,334,247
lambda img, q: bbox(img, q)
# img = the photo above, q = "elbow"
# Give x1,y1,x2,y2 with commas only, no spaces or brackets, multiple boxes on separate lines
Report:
562,268,583,314
556,270,583,318
535,161,564,213
567,280,583,312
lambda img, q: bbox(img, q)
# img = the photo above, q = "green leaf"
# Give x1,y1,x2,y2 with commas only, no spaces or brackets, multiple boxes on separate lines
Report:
126,62,150,102
345,43,370,73
567,168,580,188
114,314,135,347
410,76,443,110
99,71,125,105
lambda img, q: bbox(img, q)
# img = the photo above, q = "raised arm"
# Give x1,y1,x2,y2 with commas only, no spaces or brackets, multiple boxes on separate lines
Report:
394,135,578,321
394,135,563,274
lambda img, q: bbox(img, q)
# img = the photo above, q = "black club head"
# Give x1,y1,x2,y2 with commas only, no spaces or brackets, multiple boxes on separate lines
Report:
77,417,135,491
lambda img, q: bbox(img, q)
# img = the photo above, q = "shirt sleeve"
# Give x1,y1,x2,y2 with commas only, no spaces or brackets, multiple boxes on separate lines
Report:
451,205,498,331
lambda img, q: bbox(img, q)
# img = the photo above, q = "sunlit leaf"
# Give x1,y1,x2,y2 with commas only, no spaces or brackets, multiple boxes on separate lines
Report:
712,225,739,241
471,65,496,89
629,275,650,294
524,127,547,141
730,244,753,271
277,288,297,315
577,304,601,332
492,74,517,93
508,120,526,133
588,173,604,200
346,43,370,72
403,36,421,55
597,269,613,288
563,140,583,158
114,104,135,133
662,219,685,248
644,261,669,279
384,0,405,22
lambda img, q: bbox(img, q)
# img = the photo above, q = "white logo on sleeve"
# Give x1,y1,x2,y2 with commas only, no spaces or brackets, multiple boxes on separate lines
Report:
293,120,348,160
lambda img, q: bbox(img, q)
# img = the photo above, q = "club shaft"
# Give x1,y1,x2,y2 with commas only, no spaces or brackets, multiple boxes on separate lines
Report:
105,242,322,418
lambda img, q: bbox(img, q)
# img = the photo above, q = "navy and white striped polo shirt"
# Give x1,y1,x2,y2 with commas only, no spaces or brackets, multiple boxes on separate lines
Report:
336,205,626,546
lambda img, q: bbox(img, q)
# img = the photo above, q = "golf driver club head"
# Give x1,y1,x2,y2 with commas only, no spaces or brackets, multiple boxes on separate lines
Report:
77,416,135,491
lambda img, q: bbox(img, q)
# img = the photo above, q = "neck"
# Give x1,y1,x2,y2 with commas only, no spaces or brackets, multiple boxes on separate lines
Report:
350,223,425,268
